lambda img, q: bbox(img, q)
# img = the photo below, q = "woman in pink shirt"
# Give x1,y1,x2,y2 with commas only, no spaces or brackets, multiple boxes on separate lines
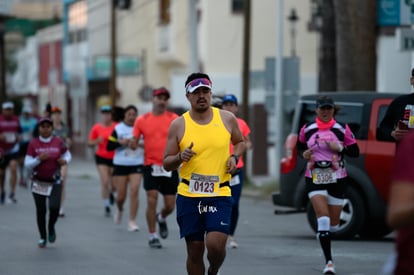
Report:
298,96,359,274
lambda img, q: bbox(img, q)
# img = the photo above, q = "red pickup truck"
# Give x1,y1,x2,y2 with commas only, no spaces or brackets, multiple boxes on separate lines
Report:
273,92,401,239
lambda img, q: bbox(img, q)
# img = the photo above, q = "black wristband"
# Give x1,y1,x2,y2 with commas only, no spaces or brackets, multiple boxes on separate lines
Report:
231,154,239,164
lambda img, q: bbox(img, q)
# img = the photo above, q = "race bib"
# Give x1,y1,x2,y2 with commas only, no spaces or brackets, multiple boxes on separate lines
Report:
151,165,172,177
31,181,53,196
125,148,139,157
230,174,240,186
188,173,219,196
312,168,337,184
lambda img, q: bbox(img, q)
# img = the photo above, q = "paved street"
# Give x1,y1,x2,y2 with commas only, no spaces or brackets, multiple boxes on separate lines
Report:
0,158,395,275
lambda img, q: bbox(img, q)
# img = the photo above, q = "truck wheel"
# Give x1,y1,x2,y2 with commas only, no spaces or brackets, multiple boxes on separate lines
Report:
306,186,366,239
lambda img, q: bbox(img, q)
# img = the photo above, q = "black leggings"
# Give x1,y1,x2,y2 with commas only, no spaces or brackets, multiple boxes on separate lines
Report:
32,184,62,239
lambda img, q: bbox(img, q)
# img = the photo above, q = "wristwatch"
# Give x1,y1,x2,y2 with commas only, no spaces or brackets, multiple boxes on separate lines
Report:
231,154,239,165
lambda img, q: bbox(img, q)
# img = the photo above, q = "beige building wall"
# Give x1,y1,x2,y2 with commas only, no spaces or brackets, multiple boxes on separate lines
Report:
115,0,190,110
89,0,318,109
199,0,317,80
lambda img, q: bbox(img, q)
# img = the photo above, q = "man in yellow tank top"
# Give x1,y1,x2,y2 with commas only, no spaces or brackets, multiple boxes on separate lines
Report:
163,73,246,275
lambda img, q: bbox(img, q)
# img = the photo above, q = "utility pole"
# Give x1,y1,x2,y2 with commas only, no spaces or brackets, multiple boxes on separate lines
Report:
188,0,199,73
110,0,117,107
242,0,251,125
242,0,251,180
275,0,284,182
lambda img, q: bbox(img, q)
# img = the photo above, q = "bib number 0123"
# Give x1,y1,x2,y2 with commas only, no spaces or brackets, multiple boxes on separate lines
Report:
189,181,215,194
188,173,219,195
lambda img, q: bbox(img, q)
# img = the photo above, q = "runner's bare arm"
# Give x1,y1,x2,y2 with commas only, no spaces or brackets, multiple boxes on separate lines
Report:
163,117,185,171
244,133,252,150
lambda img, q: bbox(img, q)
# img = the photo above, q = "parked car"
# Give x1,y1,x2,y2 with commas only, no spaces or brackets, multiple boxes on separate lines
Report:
272,92,402,239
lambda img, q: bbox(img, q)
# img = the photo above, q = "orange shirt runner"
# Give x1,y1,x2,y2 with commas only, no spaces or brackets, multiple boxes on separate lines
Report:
89,122,117,159
133,111,178,166
230,118,250,168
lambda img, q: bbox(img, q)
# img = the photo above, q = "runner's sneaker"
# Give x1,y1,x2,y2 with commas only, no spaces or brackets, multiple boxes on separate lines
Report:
128,221,140,232
48,229,56,243
38,239,46,248
105,206,111,217
228,236,239,249
323,260,336,274
157,213,168,239
0,192,4,204
59,208,65,217
8,193,17,204
148,237,162,249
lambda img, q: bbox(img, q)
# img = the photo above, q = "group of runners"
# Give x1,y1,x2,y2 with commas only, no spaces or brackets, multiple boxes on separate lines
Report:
1,72,253,275
86,73,252,275
88,82,251,256
0,102,71,248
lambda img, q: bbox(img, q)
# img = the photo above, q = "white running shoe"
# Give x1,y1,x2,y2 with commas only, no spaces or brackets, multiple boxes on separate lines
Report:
323,260,336,274
128,221,140,232
228,237,239,249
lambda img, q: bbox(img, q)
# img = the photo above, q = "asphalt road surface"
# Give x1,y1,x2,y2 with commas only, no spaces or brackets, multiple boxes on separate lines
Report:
0,166,395,275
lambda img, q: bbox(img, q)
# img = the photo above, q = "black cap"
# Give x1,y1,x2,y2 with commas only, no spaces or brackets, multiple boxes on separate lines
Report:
316,96,335,108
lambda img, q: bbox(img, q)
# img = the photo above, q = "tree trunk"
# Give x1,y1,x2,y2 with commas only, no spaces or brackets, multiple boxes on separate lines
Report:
319,0,337,92
333,0,377,91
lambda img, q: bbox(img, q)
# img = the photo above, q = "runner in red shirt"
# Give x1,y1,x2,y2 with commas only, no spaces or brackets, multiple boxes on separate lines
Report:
88,105,117,217
387,130,414,274
133,87,178,248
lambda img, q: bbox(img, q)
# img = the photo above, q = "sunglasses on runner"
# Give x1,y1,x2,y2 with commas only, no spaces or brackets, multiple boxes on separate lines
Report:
185,78,212,93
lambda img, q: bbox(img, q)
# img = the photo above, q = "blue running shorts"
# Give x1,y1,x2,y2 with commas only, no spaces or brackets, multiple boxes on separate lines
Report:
176,194,233,240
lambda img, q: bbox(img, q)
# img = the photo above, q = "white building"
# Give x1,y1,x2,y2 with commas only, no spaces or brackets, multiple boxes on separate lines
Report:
10,0,414,178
